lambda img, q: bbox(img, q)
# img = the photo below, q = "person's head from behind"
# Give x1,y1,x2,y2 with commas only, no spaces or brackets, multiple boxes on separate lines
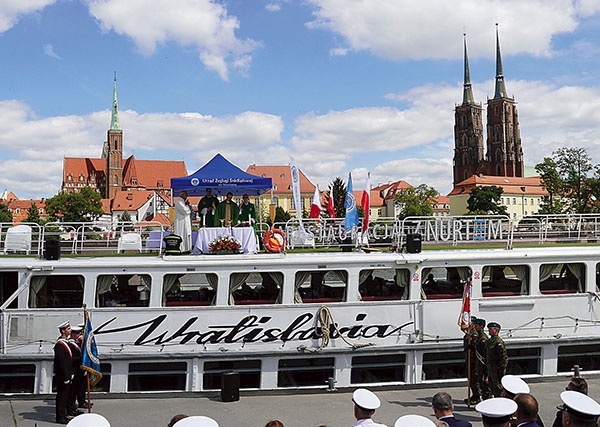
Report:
566,377,588,395
226,192,233,200
514,393,538,423
432,392,453,417
168,415,188,427
180,191,188,200
265,421,284,427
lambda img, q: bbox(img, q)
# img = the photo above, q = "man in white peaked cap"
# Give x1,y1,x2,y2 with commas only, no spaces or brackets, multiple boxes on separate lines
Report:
66,413,110,427
559,390,600,427
173,415,219,427
352,388,386,427
476,397,518,427
395,415,436,427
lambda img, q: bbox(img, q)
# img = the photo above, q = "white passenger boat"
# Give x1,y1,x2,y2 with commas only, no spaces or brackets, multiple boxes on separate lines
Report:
1,244,599,395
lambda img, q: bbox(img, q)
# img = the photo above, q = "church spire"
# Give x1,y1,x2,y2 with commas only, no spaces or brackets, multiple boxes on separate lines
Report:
462,33,475,105
493,24,508,99
110,71,120,130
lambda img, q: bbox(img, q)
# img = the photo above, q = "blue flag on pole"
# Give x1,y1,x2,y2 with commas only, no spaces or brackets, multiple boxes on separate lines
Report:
344,172,359,231
81,313,102,387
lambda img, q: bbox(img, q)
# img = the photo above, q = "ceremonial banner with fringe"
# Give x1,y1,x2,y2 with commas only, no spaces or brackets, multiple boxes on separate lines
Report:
457,277,472,330
81,313,102,387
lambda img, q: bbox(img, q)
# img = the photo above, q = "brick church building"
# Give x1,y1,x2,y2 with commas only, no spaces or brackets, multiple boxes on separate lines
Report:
61,75,187,222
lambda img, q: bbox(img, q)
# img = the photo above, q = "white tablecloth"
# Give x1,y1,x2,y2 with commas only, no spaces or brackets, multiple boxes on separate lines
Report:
195,227,258,254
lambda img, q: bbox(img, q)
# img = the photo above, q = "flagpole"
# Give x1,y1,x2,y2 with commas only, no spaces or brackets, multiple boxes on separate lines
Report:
82,306,92,413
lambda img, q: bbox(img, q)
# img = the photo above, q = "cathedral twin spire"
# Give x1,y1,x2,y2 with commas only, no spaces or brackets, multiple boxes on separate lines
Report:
462,24,509,105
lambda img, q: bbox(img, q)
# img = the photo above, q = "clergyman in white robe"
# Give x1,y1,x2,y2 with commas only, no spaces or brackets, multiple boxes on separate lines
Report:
174,191,193,253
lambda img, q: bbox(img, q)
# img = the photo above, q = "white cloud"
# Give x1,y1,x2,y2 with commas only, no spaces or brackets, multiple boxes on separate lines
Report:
43,43,61,59
265,3,282,12
0,100,284,198
85,0,258,80
306,0,580,60
0,0,56,33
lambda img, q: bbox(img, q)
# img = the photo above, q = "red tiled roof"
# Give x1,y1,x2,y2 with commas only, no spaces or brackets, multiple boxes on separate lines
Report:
63,157,105,181
122,156,187,190
372,180,413,201
245,165,315,194
448,175,547,196
111,190,155,211
2,198,47,223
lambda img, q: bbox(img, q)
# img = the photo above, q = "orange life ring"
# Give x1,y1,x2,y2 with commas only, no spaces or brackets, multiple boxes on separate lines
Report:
264,228,286,253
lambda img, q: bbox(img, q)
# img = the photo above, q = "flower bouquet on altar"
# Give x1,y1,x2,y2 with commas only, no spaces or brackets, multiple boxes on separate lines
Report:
208,234,242,254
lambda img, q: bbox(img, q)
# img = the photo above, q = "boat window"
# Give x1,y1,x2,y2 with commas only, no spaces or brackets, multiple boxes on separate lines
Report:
0,364,35,393
128,362,186,392
278,357,334,387
163,273,218,307
96,274,151,308
351,354,406,384
0,271,18,309
482,265,529,296
539,263,584,294
203,360,261,390
422,350,465,380
420,266,471,299
229,272,282,305
28,275,84,308
558,344,600,373
358,268,409,301
295,270,346,303
507,347,541,375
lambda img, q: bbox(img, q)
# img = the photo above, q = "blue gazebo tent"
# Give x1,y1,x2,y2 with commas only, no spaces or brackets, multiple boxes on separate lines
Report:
170,153,272,197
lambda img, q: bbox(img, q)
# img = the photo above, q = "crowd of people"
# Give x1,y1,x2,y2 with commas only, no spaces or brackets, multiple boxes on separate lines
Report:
463,317,509,403
58,374,600,427
173,189,258,253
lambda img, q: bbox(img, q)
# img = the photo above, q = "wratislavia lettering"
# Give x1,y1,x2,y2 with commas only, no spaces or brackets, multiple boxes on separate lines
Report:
94,313,414,346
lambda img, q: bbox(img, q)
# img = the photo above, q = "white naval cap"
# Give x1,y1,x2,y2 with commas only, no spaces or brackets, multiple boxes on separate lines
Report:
394,414,436,427
173,416,219,427
501,375,530,396
71,325,83,333
560,390,600,418
57,321,70,331
66,413,111,427
476,397,518,421
352,388,381,411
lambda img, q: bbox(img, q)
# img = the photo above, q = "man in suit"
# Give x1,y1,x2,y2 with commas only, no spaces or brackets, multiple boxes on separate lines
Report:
514,393,542,427
432,392,473,427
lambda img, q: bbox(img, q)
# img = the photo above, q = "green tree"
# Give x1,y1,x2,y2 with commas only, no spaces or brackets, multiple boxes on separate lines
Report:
329,177,346,218
535,157,564,214
46,187,104,222
467,185,508,215
394,184,438,220
274,206,291,224
0,202,12,223
24,202,41,224
553,147,593,213
119,210,132,222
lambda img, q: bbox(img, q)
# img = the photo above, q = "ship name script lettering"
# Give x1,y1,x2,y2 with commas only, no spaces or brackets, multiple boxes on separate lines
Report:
93,313,413,346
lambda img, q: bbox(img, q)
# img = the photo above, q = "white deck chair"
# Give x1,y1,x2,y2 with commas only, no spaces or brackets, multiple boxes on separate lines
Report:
3,224,32,254
117,233,143,253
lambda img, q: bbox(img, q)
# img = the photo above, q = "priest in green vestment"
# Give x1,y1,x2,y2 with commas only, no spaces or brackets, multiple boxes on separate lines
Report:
239,194,257,230
214,192,239,227
197,188,219,227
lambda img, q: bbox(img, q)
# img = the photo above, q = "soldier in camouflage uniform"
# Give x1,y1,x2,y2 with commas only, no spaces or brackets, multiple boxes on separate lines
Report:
463,317,480,404
474,317,491,400
486,321,508,397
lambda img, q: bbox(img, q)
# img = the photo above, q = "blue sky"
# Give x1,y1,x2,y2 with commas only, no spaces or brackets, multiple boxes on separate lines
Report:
1,0,600,200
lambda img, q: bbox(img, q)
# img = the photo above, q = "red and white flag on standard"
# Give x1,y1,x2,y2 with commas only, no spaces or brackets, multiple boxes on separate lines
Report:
360,173,371,233
457,277,472,330
310,186,321,219
327,189,335,218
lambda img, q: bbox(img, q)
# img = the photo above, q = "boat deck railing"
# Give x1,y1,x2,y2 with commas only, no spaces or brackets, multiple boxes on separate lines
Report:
1,213,600,256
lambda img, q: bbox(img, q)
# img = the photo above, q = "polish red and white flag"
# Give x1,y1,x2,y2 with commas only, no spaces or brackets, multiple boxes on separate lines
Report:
360,173,371,233
310,186,321,219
